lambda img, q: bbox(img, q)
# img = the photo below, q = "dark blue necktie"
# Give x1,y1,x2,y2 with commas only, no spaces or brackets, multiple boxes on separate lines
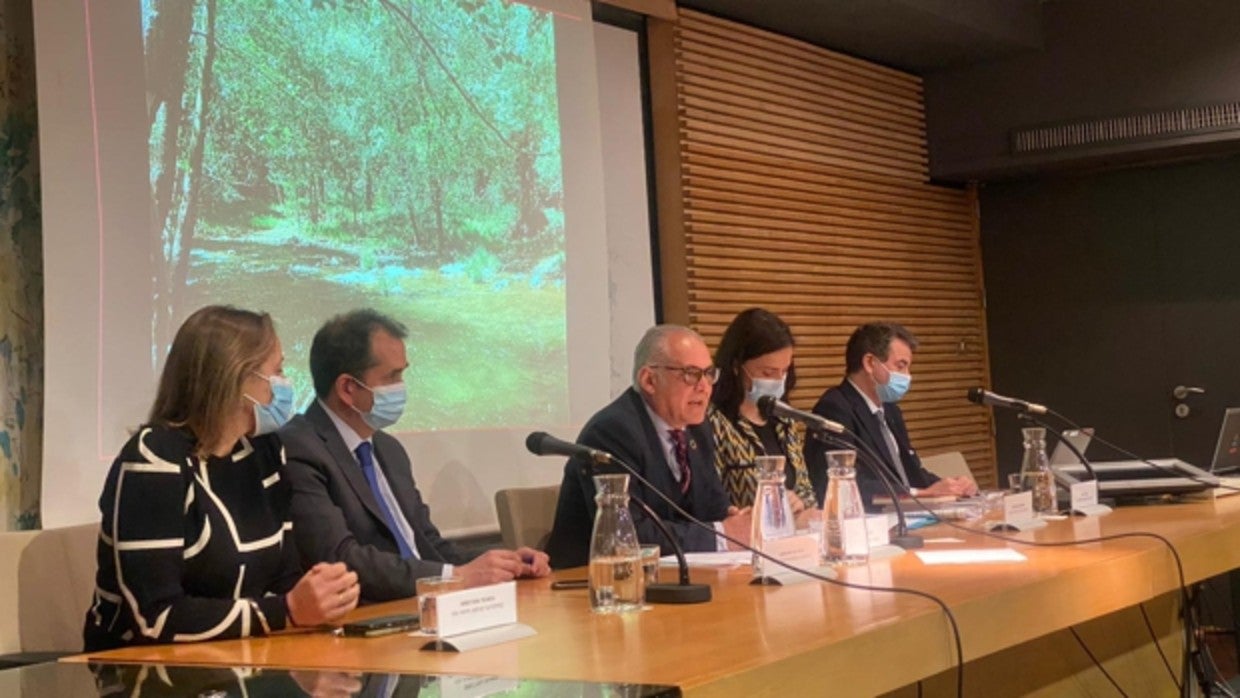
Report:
355,442,414,559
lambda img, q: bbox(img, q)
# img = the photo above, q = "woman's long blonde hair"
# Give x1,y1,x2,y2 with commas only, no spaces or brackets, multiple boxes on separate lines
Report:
149,305,276,455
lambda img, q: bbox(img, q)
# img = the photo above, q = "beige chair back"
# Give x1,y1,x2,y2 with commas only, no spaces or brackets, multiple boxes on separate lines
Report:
16,523,100,653
0,530,39,654
494,485,560,550
920,451,976,483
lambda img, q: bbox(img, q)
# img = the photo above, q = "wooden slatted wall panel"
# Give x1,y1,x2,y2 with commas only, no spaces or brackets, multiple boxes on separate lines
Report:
651,10,998,485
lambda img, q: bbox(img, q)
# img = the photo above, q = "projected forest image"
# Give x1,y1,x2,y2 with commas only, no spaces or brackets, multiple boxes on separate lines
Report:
143,0,568,429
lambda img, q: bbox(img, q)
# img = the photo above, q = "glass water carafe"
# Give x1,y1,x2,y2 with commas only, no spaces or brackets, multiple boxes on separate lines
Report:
1020,427,1058,514
823,450,869,566
588,473,643,613
751,455,795,576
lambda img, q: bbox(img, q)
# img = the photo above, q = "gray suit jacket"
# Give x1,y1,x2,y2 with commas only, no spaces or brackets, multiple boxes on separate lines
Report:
281,401,463,602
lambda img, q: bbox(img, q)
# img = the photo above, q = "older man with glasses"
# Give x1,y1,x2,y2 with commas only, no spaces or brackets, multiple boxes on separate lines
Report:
545,325,751,569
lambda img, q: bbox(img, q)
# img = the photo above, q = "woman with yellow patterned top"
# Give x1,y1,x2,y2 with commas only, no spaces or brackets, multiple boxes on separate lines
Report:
707,308,818,528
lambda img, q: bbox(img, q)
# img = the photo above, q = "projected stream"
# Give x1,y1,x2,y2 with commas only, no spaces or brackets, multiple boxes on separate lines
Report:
141,0,568,429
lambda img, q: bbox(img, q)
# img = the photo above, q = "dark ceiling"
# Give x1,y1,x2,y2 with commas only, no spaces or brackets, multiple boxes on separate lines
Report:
676,0,1049,75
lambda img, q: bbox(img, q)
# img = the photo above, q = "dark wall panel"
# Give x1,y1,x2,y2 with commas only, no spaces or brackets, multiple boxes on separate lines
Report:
981,156,1240,473
926,0,1240,180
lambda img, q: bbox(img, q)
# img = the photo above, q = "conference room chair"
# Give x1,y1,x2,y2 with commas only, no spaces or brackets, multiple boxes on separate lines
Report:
494,485,560,550
919,451,977,485
0,523,99,668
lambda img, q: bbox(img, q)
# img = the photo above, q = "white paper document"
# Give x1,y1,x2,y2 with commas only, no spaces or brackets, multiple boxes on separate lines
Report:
914,548,1028,565
659,551,752,567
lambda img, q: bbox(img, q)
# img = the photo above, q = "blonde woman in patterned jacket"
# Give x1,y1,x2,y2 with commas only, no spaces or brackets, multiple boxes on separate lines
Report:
84,305,359,651
707,308,819,529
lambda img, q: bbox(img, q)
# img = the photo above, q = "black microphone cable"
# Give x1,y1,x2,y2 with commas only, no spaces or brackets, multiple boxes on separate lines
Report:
968,402,1235,695
1042,408,1240,494
593,449,967,698
922,497,1191,696
1028,407,1240,694
1068,625,1129,697
1139,601,1181,689
810,424,926,548
812,427,1196,697
1018,413,1205,693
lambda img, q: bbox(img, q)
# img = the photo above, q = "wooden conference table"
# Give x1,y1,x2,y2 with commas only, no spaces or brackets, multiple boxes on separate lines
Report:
74,497,1240,696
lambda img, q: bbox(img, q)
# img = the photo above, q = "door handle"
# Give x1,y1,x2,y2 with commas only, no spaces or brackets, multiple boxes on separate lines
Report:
1172,385,1205,400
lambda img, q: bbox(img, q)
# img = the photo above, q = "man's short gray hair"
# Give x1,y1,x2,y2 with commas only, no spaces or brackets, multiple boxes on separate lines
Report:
631,324,703,387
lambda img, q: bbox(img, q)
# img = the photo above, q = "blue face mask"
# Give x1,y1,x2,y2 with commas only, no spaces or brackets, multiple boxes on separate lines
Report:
353,379,407,431
875,366,911,403
248,374,295,435
745,373,786,404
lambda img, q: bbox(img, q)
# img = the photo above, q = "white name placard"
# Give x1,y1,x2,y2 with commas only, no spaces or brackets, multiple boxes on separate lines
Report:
1070,480,1112,517
842,518,869,556
436,581,518,638
866,514,891,548
762,533,821,571
1004,491,1033,522
988,491,1046,532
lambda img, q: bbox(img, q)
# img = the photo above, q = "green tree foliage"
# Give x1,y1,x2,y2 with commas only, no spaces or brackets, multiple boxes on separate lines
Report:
144,0,564,303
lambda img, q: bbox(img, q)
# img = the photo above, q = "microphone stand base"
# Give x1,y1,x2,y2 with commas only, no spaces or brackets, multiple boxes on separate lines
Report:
891,534,924,549
646,583,711,604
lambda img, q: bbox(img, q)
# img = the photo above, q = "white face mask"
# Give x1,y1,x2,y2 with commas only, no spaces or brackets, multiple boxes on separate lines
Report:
246,374,295,435
874,363,911,403
745,371,786,404
351,378,408,430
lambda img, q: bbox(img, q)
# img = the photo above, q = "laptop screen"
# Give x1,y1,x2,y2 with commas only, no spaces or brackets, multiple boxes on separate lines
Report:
1049,428,1094,467
1211,408,1240,473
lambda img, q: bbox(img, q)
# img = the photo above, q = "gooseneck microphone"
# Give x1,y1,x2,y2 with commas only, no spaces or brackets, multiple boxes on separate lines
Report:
819,431,924,550
525,432,711,604
756,396,846,434
966,387,1048,416
1015,414,1099,481
526,432,967,695
755,399,922,549
525,431,613,464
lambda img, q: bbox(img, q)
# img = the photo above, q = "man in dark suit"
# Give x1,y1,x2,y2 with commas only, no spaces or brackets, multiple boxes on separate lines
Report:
545,325,749,569
282,309,550,603
807,322,978,505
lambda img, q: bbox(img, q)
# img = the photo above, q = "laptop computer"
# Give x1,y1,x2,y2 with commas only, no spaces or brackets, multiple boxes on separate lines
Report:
1054,458,1217,499
1049,428,1093,467
1211,408,1240,474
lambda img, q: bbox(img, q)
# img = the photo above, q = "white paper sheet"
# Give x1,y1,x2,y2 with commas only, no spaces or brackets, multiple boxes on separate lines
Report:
914,548,1028,565
659,551,752,567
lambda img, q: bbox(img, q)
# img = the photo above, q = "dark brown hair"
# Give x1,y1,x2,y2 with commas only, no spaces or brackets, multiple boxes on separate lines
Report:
710,308,796,419
844,322,919,374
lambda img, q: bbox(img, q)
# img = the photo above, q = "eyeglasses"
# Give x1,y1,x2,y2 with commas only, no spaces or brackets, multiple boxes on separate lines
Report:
649,364,720,386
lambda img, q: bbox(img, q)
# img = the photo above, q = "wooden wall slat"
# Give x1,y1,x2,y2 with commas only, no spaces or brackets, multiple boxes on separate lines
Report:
651,9,997,486
684,128,925,182
676,53,926,127
683,146,972,207
682,109,928,169
679,85,927,149
683,177,973,226
678,11,922,93
685,210,975,241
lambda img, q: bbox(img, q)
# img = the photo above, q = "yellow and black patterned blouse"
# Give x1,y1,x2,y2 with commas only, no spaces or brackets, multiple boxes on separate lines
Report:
707,405,818,510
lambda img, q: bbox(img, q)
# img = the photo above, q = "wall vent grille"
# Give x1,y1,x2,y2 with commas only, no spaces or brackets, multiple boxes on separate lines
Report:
1012,102,1240,153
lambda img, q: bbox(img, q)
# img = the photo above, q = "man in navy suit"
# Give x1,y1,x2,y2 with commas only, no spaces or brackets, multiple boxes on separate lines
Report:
807,322,978,505
282,309,550,603
545,325,750,570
